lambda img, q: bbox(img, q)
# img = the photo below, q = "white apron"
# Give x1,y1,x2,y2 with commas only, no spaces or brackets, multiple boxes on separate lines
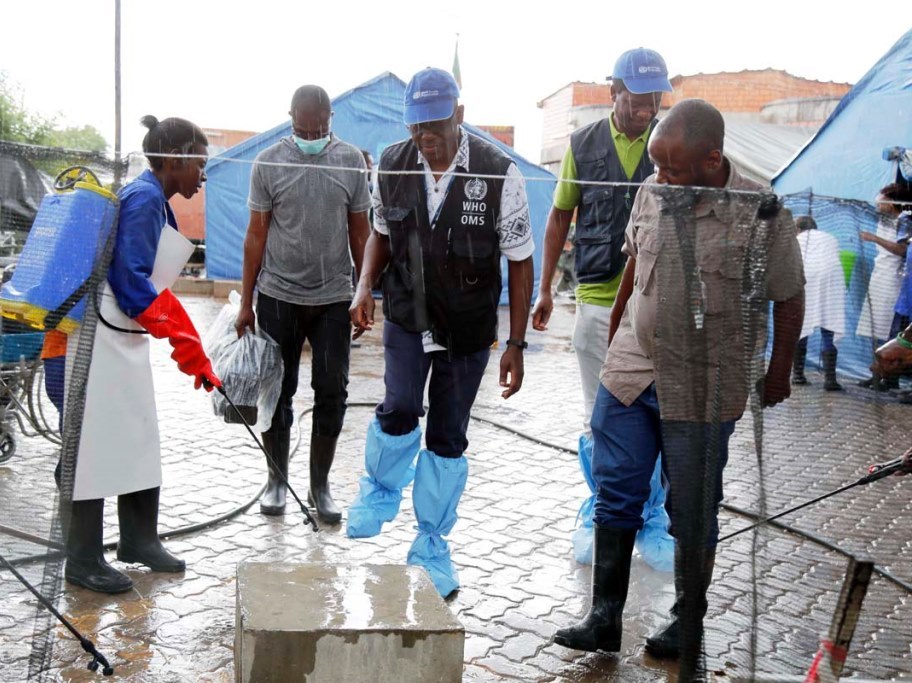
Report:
798,229,846,341
69,226,194,501
855,218,904,341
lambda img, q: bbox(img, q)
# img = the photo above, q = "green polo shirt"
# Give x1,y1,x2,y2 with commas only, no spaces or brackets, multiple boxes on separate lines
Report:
552,115,650,307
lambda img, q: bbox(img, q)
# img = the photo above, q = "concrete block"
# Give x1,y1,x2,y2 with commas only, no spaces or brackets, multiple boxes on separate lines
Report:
172,277,214,296
236,562,464,683
212,279,243,299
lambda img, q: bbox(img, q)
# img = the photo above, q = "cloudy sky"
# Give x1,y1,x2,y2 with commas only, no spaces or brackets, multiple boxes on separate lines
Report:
1,1,907,161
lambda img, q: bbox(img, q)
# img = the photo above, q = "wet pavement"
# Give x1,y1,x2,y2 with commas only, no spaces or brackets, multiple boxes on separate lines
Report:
1,292,911,681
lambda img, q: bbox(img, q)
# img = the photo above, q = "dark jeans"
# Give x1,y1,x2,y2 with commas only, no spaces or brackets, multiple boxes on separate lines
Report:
256,293,351,436
376,320,489,458
44,355,66,432
591,383,735,547
798,328,837,354
889,313,910,340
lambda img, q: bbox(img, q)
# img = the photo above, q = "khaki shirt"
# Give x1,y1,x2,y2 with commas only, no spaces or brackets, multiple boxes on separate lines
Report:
600,162,805,422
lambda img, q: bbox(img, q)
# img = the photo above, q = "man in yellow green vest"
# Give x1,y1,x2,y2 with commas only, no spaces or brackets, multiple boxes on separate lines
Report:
532,47,674,570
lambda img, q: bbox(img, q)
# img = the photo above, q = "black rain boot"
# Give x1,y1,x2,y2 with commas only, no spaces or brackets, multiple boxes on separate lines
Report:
553,525,636,652
822,349,843,391
65,499,134,593
857,375,877,389
117,487,185,572
791,337,809,385
881,375,900,391
260,429,291,516
307,434,342,524
645,547,715,659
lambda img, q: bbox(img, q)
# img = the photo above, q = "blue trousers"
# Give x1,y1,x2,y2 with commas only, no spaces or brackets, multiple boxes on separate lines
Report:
43,355,66,432
376,321,489,458
591,383,736,547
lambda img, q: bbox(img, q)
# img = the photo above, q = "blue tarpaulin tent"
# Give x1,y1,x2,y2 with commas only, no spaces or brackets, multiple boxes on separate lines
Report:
772,29,912,379
773,28,912,202
204,72,556,302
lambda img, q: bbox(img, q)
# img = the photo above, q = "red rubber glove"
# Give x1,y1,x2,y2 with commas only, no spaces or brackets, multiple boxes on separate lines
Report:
134,289,222,392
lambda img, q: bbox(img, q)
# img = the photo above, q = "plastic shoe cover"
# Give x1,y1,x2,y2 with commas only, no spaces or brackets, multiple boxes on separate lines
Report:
636,455,674,572
346,418,420,538
406,450,468,598
572,433,596,564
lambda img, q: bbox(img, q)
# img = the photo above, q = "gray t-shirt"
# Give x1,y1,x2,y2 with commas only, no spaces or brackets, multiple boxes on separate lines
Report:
248,136,370,305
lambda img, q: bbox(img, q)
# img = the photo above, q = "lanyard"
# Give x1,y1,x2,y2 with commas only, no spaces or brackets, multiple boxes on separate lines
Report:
428,169,458,229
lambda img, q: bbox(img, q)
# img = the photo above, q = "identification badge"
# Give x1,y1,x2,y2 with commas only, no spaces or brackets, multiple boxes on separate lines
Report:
422,330,446,354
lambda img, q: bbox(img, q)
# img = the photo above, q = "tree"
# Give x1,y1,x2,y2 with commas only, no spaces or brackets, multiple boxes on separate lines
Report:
0,71,54,145
1,71,107,151
45,125,108,153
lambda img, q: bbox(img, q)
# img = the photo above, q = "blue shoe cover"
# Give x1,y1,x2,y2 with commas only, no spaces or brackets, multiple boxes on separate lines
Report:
346,419,420,539
635,455,674,572
406,450,467,598
572,433,596,564
409,532,461,598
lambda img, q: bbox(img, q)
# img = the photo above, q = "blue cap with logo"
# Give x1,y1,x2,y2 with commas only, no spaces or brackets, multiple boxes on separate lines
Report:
403,67,460,125
611,48,673,95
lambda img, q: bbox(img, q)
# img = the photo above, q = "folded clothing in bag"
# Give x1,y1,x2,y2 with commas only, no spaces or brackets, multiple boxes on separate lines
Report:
205,292,283,432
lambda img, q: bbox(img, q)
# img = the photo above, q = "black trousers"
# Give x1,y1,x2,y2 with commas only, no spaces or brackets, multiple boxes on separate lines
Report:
256,293,351,436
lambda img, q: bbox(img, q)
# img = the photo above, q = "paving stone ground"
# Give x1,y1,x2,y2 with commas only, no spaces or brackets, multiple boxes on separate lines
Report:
1,293,910,681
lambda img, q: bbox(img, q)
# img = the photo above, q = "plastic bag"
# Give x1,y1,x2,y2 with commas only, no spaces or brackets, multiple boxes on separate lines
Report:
203,291,283,433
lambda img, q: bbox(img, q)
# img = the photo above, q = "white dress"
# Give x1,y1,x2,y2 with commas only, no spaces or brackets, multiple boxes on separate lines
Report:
855,217,903,341
798,229,846,341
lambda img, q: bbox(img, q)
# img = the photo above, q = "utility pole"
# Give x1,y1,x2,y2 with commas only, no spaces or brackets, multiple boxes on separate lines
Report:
113,0,123,190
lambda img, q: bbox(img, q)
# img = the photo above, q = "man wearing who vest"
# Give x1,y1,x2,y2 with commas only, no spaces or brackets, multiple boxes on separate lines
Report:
532,48,675,570
347,67,535,598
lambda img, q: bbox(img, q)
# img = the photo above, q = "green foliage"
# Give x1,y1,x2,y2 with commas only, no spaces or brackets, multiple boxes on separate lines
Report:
45,125,108,153
0,71,54,145
0,71,107,151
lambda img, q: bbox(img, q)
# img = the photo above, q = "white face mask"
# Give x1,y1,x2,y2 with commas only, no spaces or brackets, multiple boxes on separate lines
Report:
293,134,330,155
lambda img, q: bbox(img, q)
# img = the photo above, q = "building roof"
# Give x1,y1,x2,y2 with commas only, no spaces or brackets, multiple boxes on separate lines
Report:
723,116,817,184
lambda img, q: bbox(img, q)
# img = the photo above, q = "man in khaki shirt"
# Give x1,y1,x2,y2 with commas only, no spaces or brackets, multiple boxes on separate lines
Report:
553,100,805,665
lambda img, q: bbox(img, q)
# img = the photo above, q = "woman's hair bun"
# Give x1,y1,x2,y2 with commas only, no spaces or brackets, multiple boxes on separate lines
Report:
140,115,159,130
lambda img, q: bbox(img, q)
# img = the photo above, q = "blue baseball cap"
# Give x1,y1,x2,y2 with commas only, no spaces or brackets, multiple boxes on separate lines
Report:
612,48,673,94
403,67,460,125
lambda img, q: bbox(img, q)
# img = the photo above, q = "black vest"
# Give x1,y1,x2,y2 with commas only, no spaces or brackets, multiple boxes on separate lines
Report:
570,118,656,284
378,133,511,355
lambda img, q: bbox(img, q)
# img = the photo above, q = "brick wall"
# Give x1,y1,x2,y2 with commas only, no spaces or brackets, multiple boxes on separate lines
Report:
171,128,257,242
666,70,851,112
477,125,515,148
538,70,853,164
571,83,613,108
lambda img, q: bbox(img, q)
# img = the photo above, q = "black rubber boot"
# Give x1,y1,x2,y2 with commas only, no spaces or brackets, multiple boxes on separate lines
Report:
116,487,185,572
822,349,843,391
260,429,291,516
553,525,636,652
645,548,715,659
307,434,342,524
881,375,900,391
791,337,809,385
859,373,895,391
65,499,134,594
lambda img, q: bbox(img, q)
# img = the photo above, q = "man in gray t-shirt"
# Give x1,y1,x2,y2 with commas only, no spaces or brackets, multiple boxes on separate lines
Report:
235,85,371,524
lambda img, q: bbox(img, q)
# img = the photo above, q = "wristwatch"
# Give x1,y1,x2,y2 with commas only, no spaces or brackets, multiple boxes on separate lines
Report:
897,326,912,349
505,338,528,350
